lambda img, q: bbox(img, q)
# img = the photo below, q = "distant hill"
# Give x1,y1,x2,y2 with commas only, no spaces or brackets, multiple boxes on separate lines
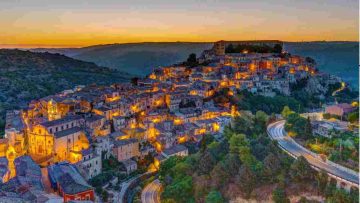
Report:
31,41,358,89
284,41,359,90
32,42,213,76
0,49,131,133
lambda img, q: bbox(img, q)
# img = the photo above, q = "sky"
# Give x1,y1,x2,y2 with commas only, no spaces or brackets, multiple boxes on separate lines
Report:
0,0,358,48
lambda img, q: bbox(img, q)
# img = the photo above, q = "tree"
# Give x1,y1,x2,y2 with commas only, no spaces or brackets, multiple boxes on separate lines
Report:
186,53,198,67
162,175,194,203
236,165,256,198
305,57,316,64
290,156,314,182
326,189,352,203
285,113,307,137
222,153,241,177
187,53,197,63
200,134,214,152
232,114,253,135
205,190,224,203
239,146,260,171
193,175,211,201
315,170,328,194
281,106,293,119
172,162,192,179
198,150,216,175
347,111,359,123
229,133,248,153
273,44,283,54
263,153,281,181
254,110,268,133
272,187,290,203
210,162,229,188
101,190,109,202
225,44,235,53
131,77,139,86
304,117,313,139
159,156,183,183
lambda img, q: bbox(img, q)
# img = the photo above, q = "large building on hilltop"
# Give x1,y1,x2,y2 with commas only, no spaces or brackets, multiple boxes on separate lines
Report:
213,40,283,55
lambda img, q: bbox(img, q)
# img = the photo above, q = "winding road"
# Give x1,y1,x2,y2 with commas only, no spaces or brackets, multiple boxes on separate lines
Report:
267,120,359,186
141,179,162,203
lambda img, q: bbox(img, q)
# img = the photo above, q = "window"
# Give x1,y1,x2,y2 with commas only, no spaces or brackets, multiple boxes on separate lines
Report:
61,126,64,130
72,122,74,127
49,128,52,133
56,127,58,132
66,124,69,129
68,139,71,143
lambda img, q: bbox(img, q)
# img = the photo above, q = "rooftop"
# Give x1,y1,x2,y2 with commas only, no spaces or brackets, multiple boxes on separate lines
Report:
54,126,82,138
41,115,82,128
113,138,138,147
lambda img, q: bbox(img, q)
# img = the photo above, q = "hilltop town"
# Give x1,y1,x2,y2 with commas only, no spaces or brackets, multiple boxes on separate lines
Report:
0,41,355,202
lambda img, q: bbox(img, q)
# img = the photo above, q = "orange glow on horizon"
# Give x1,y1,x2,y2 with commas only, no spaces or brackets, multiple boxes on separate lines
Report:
0,1,357,48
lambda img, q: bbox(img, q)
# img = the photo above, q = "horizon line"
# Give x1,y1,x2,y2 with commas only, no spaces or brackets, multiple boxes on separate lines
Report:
1,40,358,49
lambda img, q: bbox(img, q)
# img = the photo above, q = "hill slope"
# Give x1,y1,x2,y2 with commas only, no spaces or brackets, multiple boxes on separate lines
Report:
33,42,213,76
32,42,358,89
284,42,358,90
0,49,131,132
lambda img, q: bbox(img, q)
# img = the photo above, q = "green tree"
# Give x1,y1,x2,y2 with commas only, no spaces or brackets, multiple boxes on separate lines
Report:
347,111,359,123
205,190,224,203
254,110,268,134
162,175,194,203
285,113,307,137
281,106,294,119
233,115,253,134
171,161,192,179
159,156,183,183
239,146,260,171
290,156,314,182
272,187,290,203
229,133,248,153
304,117,313,139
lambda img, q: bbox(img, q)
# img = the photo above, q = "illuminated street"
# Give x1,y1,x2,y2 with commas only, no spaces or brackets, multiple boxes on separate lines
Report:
141,179,162,203
267,120,359,185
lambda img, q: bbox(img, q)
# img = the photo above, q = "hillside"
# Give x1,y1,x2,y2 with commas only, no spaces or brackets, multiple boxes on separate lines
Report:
32,42,358,89
0,49,131,133
32,42,213,76
285,41,359,90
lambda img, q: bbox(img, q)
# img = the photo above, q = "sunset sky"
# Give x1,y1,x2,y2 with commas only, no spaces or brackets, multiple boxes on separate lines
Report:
0,0,358,48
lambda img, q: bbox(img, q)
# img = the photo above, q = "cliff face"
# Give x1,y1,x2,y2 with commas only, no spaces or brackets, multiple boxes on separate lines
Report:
305,77,328,97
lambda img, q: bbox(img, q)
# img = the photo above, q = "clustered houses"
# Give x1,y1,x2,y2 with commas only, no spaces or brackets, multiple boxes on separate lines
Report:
0,41,327,202
198,41,319,97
